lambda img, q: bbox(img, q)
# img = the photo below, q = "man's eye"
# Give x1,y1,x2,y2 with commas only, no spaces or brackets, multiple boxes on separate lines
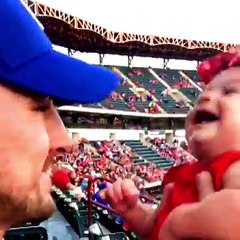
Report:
35,105,49,112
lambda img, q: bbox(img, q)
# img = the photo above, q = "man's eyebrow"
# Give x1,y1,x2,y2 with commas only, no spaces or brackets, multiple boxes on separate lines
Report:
15,88,50,104
0,80,50,103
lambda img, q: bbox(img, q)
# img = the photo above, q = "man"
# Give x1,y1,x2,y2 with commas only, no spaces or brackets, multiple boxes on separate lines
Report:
0,0,120,238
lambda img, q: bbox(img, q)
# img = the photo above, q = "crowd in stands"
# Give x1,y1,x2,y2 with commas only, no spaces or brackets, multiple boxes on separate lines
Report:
78,67,198,114
148,137,196,164
61,113,151,130
174,77,192,89
48,135,197,238
157,72,192,89
50,137,196,202
127,69,190,112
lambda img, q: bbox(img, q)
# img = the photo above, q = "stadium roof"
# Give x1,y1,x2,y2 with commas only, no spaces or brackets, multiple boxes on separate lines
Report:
36,0,240,44
26,0,236,61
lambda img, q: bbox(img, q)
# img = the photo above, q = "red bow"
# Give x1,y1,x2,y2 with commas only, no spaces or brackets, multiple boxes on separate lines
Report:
197,52,240,85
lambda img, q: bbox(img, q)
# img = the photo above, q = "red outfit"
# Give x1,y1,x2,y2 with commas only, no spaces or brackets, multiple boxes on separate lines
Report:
51,169,71,190
149,151,240,240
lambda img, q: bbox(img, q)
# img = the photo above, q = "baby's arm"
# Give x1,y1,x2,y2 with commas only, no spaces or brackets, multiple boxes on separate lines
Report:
223,160,240,188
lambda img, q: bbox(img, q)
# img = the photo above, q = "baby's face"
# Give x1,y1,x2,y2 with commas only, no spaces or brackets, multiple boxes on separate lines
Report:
186,67,240,161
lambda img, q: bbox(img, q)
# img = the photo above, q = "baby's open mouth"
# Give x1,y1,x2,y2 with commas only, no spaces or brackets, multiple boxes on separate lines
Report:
194,109,219,124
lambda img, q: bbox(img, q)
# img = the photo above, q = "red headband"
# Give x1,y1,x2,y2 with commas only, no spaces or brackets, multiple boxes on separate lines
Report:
197,52,240,85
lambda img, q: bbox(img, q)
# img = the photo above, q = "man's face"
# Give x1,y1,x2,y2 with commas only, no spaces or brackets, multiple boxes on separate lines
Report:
0,84,71,227
186,67,240,161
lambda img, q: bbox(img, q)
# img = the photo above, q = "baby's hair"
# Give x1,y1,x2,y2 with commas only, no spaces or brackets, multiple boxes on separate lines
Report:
198,52,240,85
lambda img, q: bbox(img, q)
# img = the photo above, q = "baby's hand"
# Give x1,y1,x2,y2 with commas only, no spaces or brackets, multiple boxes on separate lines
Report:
103,178,140,216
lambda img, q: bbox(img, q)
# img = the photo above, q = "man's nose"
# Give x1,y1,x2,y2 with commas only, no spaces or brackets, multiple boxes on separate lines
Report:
46,108,73,155
49,127,73,155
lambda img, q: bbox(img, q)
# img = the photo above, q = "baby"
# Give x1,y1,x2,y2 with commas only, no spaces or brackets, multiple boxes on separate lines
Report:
103,51,240,240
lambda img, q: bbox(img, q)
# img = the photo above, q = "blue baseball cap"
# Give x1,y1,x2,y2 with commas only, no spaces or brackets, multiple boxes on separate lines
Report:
0,0,121,103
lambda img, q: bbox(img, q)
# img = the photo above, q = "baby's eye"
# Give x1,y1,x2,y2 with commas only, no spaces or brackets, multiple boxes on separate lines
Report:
223,87,236,95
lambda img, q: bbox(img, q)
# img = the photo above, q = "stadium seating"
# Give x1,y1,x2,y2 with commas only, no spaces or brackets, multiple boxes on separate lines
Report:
80,65,203,114
5,227,48,240
180,87,200,104
83,103,103,109
120,67,191,113
154,68,182,87
115,84,135,99
51,187,139,240
125,140,173,169
183,70,201,83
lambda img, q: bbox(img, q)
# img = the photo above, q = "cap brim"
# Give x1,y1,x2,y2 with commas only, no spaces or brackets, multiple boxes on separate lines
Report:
3,50,121,103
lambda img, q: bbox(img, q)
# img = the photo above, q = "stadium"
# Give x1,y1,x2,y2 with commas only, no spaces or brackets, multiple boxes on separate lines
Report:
4,0,238,240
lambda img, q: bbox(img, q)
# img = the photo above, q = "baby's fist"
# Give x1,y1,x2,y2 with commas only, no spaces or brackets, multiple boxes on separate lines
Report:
103,178,140,216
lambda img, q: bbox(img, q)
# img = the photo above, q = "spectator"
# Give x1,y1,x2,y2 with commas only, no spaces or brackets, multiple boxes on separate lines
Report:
92,182,110,207
51,168,76,191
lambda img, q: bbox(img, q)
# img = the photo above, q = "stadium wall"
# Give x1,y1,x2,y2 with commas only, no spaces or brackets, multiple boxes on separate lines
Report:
67,128,186,142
